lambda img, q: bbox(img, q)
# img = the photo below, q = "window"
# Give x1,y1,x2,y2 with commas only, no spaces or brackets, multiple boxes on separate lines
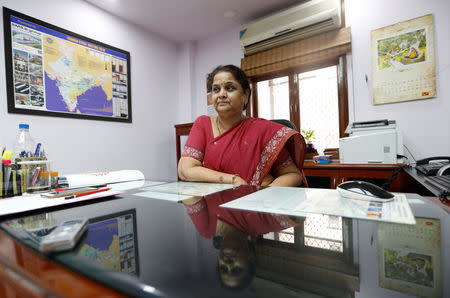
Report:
257,76,289,120
299,66,340,150
242,27,351,149
251,57,348,151
257,216,357,297
262,214,344,254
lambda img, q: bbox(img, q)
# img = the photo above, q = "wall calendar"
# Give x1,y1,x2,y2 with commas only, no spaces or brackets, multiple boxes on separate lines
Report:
371,14,435,105
378,217,441,298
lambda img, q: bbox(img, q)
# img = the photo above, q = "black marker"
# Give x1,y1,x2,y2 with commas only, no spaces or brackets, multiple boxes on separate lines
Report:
64,195,76,200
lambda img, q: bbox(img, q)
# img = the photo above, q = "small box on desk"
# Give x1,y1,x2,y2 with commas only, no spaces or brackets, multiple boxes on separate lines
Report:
313,155,333,164
17,159,52,193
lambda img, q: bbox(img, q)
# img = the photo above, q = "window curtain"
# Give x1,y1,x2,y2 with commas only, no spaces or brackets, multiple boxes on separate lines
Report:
241,27,351,77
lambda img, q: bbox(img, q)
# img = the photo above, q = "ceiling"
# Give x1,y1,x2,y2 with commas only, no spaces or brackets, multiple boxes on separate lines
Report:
84,0,304,43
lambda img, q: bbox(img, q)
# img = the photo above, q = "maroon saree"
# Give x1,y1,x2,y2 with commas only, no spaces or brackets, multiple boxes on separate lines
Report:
182,115,306,186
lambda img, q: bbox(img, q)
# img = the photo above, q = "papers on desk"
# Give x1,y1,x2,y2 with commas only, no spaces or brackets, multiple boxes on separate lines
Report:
64,170,145,188
0,189,122,217
134,182,235,202
133,191,193,202
220,187,416,225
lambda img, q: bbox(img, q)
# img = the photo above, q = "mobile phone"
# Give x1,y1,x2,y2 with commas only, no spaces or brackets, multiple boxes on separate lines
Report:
39,218,88,253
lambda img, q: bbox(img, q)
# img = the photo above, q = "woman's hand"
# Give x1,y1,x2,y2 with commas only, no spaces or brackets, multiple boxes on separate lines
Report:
233,175,248,185
178,157,248,185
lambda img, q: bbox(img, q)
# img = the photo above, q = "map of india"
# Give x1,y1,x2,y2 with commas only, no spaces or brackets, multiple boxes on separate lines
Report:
78,218,120,270
43,35,113,116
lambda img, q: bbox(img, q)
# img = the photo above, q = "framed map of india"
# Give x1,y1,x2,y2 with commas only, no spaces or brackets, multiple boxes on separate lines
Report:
3,7,132,122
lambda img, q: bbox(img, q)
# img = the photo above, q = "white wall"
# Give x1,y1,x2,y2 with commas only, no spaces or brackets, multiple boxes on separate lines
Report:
177,41,195,123
0,0,180,180
186,0,450,160
345,0,450,160
191,24,243,119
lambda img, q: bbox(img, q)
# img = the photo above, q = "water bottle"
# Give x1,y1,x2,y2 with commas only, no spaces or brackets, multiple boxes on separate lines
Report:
13,123,35,160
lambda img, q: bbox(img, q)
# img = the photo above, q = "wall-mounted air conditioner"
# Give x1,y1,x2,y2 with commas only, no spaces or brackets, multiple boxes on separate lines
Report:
240,0,341,55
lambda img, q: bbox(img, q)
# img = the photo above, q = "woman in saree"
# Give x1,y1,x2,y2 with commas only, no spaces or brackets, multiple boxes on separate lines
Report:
178,64,306,187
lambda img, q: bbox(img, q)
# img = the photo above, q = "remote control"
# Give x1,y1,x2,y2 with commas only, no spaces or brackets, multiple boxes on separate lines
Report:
39,218,88,253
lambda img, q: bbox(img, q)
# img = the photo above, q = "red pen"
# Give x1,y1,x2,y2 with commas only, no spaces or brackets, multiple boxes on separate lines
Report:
65,188,110,200
55,184,107,192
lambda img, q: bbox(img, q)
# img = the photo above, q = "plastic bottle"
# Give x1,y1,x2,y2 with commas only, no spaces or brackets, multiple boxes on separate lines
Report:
13,123,35,160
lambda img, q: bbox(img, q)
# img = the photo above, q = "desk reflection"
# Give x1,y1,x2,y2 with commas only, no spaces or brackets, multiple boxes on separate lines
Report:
77,209,139,276
182,186,304,290
0,183,447,298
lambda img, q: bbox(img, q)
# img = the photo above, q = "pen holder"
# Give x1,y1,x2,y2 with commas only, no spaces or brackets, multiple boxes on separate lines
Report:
17,159,52,193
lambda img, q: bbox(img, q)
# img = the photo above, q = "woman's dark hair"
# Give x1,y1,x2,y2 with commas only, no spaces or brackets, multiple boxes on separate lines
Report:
215,239,256,290
207,65,251,110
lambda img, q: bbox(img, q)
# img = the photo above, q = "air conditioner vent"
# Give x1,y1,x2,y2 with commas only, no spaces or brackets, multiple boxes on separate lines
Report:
240,0,341,55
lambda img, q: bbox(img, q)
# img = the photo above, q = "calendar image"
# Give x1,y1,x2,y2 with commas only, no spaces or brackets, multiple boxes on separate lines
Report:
371,14,435,105
378,217,441,297
377,28,427,70
383,248,434,288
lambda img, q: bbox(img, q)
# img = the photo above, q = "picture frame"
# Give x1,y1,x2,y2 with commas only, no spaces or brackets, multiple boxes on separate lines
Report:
3,7,132,122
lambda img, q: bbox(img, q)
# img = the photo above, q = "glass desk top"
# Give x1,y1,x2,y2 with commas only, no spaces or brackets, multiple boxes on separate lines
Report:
0,182,448,298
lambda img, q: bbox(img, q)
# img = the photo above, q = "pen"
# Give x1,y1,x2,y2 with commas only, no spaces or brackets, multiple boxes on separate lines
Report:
54,184,107,192
30,167,41,188
3,160,12,197
34,143,41,157
74,187,110,198
64,188,110,200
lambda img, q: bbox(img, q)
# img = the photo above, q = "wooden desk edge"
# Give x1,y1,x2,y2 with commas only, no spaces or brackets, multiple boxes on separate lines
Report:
0,229,126,297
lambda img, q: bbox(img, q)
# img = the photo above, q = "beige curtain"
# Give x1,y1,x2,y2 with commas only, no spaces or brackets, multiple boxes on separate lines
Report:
241,27,351,77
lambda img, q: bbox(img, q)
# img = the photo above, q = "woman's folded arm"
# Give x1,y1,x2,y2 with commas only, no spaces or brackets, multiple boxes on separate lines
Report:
178,157,247,185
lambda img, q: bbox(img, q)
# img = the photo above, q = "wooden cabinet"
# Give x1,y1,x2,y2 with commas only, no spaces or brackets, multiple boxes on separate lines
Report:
303,160,414,191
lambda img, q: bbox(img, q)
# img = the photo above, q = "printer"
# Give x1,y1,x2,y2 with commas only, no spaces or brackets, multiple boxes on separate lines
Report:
339,120,403,164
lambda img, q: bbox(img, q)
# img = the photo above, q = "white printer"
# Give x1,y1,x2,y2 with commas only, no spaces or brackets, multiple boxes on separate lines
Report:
339,120,403,164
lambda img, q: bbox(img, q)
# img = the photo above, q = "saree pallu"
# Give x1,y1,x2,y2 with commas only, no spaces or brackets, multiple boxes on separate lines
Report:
182,116,306,186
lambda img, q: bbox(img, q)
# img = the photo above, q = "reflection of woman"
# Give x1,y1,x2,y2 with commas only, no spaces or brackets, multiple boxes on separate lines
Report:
178,65,306,187
183,187,302,289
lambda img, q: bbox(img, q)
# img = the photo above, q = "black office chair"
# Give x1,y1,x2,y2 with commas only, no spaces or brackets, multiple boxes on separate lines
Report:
270,119,308,187
271,119,298,131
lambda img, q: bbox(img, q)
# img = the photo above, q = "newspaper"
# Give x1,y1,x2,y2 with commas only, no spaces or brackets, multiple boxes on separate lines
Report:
220,187,416,225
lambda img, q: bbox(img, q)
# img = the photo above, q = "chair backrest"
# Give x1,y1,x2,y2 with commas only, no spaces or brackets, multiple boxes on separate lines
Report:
270,119,297,131
270,119,308,187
